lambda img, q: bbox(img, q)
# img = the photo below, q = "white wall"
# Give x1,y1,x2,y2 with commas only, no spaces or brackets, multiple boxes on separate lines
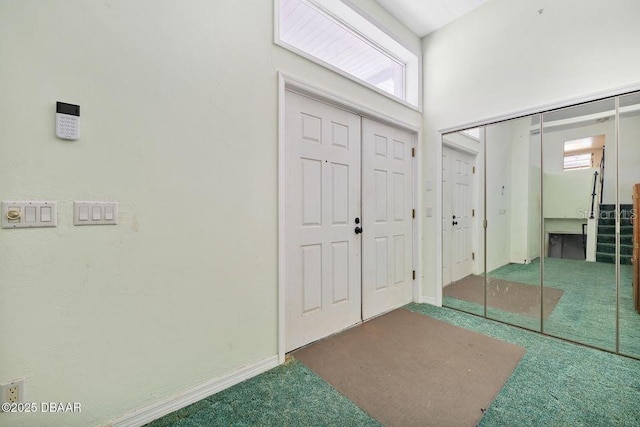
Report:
541,115,640,207
485,123,512,271
542,121,615,208
543,169,593,218
0,1,420,426
484,116,540,272
346,0,422,55
508,117,539,264
422,0,640,302
528,133,542,260
619,110,640,204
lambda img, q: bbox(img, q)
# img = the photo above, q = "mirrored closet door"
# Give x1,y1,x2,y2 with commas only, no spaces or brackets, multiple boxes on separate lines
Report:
619,92,640,359
442,90,640,359
441,128,484,317
541,98,617,351
485,115,542,332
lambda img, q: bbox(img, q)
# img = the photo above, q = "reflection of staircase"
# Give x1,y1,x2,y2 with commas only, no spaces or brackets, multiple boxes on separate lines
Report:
596,204,633,264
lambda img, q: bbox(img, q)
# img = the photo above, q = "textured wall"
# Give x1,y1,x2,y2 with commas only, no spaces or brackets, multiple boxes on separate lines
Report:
0,1,420,426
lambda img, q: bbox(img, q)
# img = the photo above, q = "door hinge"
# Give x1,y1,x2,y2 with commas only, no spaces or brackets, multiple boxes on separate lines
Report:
472,252,475,261
412,270,416,280
472,209,475,217
411,147,415,157
412,209,415,218
472,166,475,174
483,219,488,229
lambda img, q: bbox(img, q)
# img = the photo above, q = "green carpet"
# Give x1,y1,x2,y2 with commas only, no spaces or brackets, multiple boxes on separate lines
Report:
145,358,381,427
407,304,640,427
146,305,640,426
444,257,640,358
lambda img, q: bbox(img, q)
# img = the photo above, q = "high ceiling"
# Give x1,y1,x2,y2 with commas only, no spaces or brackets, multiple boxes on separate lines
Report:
374,0,489,37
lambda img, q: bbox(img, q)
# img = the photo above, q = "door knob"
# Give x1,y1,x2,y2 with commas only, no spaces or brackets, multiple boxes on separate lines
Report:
354,226,363,234
452,221,458,226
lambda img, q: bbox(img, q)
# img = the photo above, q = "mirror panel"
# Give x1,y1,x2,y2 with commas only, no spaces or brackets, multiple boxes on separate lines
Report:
441,128,484,316
541,98,617,351
441,92,640,360
484,116,542,331
619,91,640,359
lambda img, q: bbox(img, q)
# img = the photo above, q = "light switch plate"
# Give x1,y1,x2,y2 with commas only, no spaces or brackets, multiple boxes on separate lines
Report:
1,201,58,229
74,201,117,226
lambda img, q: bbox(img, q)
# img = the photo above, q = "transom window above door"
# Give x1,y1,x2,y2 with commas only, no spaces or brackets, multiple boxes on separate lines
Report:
275,0,420,108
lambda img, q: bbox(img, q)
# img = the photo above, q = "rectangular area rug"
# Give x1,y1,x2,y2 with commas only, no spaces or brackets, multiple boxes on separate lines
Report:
444,275,564,318
293,308,525,427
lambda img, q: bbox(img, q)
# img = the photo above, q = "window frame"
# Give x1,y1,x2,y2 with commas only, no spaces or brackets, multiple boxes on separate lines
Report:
563,152,593,170
562,135,605,171
274,0,421,111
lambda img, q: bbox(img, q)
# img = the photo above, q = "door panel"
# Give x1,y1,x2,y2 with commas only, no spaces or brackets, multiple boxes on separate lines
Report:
442,143,482,316
442,146,475,285
362,118,413,319
285,91,362,352
452,151,474,281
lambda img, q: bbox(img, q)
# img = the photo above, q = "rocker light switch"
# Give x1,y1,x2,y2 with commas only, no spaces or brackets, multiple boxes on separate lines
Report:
78,206,90,221
40,206,52,222
91,206,102,221
74,201,117,226
25,206,37,223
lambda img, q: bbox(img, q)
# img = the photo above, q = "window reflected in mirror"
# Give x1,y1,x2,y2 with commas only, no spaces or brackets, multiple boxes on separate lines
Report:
563,135,604,170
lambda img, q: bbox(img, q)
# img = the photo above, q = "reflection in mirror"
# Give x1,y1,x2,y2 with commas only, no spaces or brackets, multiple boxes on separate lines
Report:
619,91,640,359
542,98,617,351
441,128,484,316
484,116,542,331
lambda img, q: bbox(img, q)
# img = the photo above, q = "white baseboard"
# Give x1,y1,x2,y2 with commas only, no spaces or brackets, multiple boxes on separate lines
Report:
419,296,438,306
111,355,279,427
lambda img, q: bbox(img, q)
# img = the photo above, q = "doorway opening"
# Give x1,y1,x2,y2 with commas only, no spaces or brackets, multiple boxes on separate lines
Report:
281,85,418,354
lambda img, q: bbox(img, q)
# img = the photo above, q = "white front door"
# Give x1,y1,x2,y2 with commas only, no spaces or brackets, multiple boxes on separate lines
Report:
284,92,415,351
285,91,362,352
443,146,475,285
361,118,413,320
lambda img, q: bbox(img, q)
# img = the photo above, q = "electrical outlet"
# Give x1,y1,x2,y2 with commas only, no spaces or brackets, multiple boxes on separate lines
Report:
1,379,24,406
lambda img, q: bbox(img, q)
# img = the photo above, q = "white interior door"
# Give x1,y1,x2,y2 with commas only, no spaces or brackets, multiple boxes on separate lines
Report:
285,91,362,352
361,118,413,320
443,146,475,284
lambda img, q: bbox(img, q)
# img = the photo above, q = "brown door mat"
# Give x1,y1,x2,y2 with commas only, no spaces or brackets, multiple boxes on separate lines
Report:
293,308,525,427
444,275,564,319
